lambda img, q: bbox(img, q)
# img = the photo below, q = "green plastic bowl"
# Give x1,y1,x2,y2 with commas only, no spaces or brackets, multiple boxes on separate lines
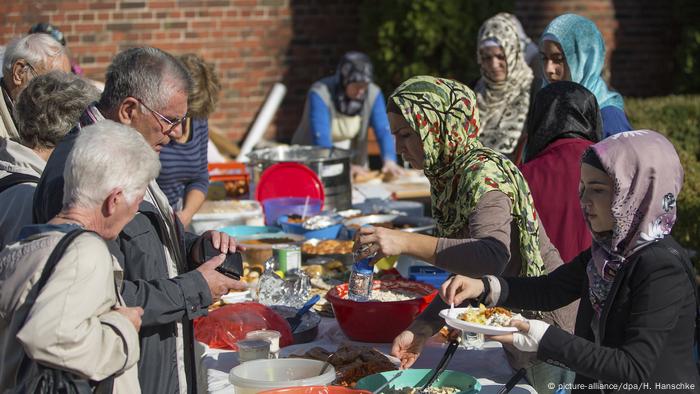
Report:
355,369,480,394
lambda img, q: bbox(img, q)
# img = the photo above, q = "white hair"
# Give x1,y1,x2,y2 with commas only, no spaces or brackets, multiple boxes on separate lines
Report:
62,121,161,210
2,33,66,79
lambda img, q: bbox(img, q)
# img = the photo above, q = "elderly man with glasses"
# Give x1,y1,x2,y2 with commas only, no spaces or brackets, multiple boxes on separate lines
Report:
33,47,244,394
0,33,71,140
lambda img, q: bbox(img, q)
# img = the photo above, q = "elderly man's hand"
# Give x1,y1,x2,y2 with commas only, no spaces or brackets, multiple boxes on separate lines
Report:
191,230,240,264
114,306,144,332
197,255,247,301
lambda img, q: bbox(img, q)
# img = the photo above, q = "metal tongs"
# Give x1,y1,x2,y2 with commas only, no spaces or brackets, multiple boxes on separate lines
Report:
418,338,460,393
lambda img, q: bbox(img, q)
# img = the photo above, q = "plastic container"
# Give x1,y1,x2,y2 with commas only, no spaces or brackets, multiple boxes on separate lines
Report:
278,215,343,239
408,266,450,289
246,330,281,358
218,225,283,238
260,386,371,394
237,339,270,363
325,280,437,343
229,358,336,394
190,200,264,234
355,369,481,394
353,198,425,217
262,197,323,226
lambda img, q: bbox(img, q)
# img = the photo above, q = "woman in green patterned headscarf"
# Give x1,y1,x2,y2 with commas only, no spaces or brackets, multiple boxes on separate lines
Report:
357,75,545,278
355,76,577,393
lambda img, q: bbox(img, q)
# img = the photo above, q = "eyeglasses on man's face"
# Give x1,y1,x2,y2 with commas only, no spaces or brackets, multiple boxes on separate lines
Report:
132,97,188,135
22,60,38,79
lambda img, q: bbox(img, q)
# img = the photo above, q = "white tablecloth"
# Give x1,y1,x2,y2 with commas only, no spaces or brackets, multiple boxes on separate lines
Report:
201,317,536,393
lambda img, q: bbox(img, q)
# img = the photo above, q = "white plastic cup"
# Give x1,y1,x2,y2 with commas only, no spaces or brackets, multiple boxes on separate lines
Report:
237,339,270,363
245,330,281,358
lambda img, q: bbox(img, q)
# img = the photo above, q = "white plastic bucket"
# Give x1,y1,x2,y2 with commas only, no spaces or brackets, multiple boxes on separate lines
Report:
229,358,336,394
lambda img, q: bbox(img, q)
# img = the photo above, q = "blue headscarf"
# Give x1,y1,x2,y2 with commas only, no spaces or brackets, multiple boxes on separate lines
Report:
541,14,624,110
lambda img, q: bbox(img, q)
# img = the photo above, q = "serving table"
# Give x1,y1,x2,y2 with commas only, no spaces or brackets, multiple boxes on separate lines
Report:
200,316,536,394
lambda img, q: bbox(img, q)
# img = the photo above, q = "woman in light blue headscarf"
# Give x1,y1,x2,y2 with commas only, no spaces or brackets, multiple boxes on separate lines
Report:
540,14,632,137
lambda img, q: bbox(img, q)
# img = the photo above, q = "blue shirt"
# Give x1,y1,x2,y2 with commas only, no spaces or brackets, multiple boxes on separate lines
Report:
308,90,397,162
156,118,210,210
601,106,633,138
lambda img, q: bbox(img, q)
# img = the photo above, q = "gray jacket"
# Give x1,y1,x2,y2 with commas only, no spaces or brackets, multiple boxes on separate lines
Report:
292,76,380,166
0,139,44,250
33,126,212,394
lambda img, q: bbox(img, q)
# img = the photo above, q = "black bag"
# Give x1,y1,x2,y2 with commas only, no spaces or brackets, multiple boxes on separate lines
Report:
0,172,39,194
14,229,115,394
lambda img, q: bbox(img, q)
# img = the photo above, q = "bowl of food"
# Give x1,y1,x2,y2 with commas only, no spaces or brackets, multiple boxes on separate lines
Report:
237,233,305,265
325,280,437,342
229,358,336,394
301,239,355,266
355,369,481,394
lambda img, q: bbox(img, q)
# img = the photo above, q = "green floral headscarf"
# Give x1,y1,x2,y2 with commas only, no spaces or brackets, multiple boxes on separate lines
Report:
389,76,544,277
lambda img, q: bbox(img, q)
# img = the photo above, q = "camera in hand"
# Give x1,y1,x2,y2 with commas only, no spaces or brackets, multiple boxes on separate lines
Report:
201,238,243,280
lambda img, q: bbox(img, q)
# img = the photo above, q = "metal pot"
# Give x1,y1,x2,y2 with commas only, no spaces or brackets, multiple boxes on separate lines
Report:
247,146,353,211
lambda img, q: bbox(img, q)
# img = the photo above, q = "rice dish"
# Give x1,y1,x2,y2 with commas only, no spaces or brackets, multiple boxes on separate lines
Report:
344,289,421,302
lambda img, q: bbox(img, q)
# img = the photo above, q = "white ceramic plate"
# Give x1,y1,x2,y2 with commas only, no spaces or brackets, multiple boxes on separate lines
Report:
439,307,518,335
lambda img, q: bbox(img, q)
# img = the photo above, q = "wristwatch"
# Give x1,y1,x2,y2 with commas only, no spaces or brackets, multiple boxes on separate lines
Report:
476,276,491,306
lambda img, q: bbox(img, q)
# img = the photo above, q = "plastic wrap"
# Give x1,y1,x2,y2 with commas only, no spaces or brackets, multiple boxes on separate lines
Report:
194,302,293,350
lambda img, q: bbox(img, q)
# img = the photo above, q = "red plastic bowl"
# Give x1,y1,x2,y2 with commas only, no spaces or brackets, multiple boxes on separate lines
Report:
325,280,437,343
260,386,371,394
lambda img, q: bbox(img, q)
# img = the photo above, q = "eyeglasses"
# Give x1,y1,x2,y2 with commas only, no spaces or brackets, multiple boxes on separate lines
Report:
133,97,188,135
23,61,38,78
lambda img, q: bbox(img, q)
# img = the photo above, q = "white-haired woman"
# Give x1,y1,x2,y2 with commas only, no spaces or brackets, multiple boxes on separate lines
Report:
0,121,163,393
0,71,100,249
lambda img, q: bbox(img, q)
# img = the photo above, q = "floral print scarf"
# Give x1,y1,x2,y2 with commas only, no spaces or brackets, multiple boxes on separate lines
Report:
389,76,545,278
475,13,534,155
585,130,684,315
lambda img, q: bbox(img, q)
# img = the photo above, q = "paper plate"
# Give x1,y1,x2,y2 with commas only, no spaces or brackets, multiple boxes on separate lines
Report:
439,308,518,335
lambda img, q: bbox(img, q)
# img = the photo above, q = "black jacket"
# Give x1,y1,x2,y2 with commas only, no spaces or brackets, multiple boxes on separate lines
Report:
497,236,699,393
33,127,212,394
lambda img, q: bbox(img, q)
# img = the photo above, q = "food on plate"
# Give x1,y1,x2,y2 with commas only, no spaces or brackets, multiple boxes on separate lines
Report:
302,240,354,255
301,260,347,280
383,387,460,394
458,305,513,327
286,214,306,223
293,345,396,387
343,288,422,302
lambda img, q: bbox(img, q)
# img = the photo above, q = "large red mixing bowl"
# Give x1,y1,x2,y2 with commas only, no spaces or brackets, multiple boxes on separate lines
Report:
325,280,437,343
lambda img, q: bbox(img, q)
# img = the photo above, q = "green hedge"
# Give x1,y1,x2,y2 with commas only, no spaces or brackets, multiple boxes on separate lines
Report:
359,0,514,93
626,95,700,265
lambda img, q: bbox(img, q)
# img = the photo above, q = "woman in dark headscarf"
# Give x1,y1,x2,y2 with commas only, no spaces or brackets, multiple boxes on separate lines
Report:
443,130,699,393
292,51,402,178
519,81,602,262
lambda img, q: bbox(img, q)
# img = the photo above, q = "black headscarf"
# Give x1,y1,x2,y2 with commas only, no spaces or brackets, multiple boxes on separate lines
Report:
523,81,603,163
333,51,373,116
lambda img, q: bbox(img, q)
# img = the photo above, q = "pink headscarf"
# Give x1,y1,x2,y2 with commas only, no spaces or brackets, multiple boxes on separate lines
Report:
585,130,684,315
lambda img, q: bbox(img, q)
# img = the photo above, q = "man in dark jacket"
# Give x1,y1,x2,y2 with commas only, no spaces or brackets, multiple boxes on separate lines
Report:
32,47,243,394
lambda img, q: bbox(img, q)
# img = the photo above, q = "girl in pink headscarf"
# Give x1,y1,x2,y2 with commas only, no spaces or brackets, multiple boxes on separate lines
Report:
441,130,699,393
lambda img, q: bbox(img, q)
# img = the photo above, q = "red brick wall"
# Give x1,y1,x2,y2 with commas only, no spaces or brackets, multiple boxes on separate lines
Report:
0,0,361,144
515,0,680,97
0,0,684,145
